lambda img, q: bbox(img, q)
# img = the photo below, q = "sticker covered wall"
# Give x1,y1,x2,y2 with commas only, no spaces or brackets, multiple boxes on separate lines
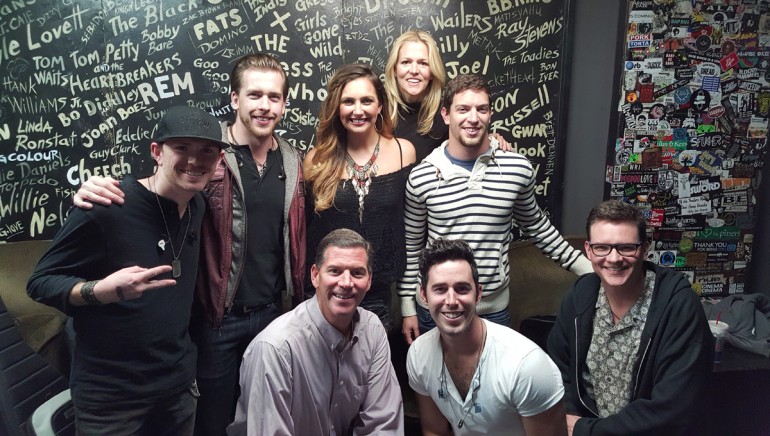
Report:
610,0,768,297
0,0,573,243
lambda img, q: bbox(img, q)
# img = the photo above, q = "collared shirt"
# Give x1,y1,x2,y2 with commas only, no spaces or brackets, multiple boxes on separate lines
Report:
228,297,403,435
584,269,656,417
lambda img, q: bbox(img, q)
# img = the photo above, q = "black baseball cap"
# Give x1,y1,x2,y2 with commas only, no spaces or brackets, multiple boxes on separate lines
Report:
154,106,228,149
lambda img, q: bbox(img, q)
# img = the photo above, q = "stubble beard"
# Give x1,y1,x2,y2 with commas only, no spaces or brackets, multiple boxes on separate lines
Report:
237,110,277,140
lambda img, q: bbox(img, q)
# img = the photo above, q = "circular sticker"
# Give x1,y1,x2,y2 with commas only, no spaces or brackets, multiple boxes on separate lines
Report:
679,238,693,253
696,62,720,78
650,104,666,119
626,91,638,103
721,40,736,56
679,149,700,166
689,89,711,112
695,34,712,52
630,101,644,115
674,86,692,104
616,149,631,165
660,251,676,266
757,91,770,117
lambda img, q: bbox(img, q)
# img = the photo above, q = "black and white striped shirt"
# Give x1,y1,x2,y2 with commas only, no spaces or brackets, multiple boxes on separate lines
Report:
397,141,593,317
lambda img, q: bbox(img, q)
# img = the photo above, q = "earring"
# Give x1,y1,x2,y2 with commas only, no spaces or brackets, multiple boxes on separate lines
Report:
375,112,384,133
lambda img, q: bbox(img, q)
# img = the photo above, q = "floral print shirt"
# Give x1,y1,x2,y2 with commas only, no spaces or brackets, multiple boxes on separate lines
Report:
583,269,656,417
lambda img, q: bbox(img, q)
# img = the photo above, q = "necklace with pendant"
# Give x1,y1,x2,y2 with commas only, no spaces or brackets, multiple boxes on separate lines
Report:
152,177,191,278
345,135,380,222
229,124,274,178
442,320,486,429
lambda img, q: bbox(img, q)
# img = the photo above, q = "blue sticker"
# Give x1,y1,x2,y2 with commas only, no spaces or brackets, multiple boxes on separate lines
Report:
660,251,676,266
702,76,720,92
674,86,692,104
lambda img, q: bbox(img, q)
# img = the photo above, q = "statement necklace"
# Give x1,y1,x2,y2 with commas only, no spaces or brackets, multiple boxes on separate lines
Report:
152,177,191,278
229,124,273,177
345,135,380,222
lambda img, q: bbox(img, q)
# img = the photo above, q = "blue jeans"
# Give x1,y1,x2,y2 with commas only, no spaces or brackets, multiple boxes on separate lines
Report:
75,385,197,436
190,304,281,436
416,304,512,334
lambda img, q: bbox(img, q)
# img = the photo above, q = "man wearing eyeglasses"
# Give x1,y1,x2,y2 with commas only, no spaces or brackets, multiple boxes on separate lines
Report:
547,200,712,436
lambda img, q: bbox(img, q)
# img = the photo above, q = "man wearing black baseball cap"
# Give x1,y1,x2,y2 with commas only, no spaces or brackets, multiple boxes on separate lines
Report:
72,54,307,435
28,106,225,435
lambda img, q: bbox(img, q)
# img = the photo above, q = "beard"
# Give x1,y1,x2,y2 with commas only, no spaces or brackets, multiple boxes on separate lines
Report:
237,110,277,139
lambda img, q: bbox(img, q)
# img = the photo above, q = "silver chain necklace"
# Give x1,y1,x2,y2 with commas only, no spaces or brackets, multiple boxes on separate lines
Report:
152,177,191,278
441,321,486,429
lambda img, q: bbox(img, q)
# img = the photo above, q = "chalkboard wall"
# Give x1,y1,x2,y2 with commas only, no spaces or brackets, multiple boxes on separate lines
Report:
1,0,572,242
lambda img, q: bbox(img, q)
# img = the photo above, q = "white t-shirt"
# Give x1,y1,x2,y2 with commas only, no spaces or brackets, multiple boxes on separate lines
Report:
407,320,564,435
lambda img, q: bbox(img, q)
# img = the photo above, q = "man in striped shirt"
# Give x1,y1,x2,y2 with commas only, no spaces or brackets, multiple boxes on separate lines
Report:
398,74,594,344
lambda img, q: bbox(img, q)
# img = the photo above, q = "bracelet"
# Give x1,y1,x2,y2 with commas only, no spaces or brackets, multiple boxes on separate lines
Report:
80,280,103,305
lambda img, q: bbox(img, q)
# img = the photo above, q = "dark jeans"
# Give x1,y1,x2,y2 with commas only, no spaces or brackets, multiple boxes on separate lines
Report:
360,287,392,331
416,304,512,334
74,385,196,436
190,303,281,436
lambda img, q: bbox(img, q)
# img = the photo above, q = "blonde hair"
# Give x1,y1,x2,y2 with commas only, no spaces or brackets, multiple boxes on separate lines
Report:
306,64,394,213
230,53,288,97
384,30,446,135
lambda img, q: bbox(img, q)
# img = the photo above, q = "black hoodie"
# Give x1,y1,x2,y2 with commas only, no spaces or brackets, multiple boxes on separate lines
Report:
547,263,713,435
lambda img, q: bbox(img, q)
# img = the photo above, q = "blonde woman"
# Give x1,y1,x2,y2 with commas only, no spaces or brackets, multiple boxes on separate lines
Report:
304,64,416,331
385,30,512,162
385,30,448,162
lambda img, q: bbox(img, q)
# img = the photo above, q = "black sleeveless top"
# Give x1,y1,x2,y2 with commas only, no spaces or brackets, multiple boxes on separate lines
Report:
306,142,414,299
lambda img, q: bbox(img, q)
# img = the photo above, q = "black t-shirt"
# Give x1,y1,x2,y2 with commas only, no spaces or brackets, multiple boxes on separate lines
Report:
27,176,201,407
232,145,286,306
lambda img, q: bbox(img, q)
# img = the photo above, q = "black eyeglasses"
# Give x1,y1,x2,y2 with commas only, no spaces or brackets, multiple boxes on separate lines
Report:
588,242,643,257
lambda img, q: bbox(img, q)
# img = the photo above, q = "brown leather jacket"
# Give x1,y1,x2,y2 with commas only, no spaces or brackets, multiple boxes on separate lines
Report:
194,128,306,329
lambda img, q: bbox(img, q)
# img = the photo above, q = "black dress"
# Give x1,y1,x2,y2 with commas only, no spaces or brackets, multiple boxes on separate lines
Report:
306,164,414,330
